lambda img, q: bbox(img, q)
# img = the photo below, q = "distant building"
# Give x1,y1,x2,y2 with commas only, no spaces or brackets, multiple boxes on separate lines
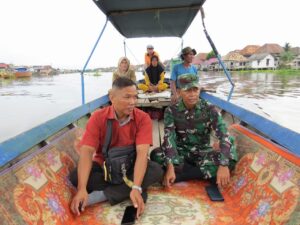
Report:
33,65,53,75
253,43,284,67
221,52,247,70
291,47,300,57
247,53,276,69
206,58,218,70
193,53,207,63
291,54,300,69
193,53,208,70
0,63,9,69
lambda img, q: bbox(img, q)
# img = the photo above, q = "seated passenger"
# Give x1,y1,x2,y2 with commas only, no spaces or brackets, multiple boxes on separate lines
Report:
170,47,198,103
138,55,168,93
70,77,163,218
112,57,136,83
151,74,237,188
144,44,160,69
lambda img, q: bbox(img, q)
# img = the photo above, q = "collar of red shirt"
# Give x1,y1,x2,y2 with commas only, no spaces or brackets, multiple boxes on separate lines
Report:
108,106,134,126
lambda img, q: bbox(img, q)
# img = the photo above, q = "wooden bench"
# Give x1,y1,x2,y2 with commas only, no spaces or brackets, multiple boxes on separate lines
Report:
0,124,299,225
149,119,164,152
137,90,171,108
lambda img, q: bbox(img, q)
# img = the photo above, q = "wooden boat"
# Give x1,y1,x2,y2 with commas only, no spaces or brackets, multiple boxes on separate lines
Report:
0,69,14,79
14,67,32,78
0,1,299,224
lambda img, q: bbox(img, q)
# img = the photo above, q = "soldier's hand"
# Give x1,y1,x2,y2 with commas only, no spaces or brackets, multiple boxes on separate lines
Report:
163,164,176,188
217,165,230,188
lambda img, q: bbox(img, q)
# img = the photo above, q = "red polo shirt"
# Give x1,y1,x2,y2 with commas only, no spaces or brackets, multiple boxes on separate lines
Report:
79,106,152,165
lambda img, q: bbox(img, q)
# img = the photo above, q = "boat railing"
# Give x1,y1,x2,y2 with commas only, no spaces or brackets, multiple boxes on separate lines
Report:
201,92,300,157
0,95,109,169
1,92,299,170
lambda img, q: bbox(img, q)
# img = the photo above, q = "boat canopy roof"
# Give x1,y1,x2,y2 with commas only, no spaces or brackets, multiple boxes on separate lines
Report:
93,0,206,38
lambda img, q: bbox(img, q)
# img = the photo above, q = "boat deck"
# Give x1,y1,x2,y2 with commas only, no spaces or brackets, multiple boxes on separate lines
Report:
0,123,299,225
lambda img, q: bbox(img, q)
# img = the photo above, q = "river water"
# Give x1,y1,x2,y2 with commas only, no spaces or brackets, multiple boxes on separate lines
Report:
0,71,300,142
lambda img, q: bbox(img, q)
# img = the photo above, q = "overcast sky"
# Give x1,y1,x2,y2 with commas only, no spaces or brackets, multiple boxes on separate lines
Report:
1,0,299,69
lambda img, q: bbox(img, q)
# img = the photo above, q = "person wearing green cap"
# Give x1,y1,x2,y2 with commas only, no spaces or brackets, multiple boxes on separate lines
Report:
170,46,198,103
151,73,237,189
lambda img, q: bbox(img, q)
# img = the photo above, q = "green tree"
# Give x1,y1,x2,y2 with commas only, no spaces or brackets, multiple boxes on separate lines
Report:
279,43,294,68
280,51,294,62
283,42,291,52
206,50,216,60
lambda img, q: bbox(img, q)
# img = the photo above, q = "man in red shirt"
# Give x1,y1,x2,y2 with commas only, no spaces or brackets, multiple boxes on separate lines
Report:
70,77,163,218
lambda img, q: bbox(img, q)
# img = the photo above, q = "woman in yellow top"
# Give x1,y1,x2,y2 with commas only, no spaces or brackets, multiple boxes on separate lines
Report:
112,57,136,83
138,55,168,92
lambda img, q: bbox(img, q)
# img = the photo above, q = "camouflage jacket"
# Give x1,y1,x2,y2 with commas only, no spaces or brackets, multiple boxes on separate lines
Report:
163,98,236,166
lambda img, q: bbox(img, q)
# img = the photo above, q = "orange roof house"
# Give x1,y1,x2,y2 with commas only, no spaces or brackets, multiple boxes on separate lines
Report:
254,43,284,55
239,45,261,57
192,53,207,65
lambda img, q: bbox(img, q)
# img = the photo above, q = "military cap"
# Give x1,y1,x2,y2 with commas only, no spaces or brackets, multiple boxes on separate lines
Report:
178,74,200,90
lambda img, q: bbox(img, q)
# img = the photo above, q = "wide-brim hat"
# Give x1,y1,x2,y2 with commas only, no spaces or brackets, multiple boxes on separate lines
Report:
181,47,197,57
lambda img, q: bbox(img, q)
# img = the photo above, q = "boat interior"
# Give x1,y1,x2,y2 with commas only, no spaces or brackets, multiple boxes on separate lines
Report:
0,91,299,225
0,0,299,224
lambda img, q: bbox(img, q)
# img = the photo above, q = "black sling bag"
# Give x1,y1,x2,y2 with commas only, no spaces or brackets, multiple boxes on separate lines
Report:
102,120,136,185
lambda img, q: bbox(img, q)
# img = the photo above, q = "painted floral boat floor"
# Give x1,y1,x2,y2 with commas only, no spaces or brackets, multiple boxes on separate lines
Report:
0,125,299,225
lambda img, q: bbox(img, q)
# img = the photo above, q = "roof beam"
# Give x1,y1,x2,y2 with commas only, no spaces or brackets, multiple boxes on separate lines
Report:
107,4,201,16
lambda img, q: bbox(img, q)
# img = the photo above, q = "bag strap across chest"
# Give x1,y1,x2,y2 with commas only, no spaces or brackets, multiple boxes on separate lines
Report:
102,119,113,159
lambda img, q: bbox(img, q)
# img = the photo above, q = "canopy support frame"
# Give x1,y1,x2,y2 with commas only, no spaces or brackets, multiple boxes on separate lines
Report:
107,4,202,16
80,17,109,105
123,39,127,56
200,7,235,101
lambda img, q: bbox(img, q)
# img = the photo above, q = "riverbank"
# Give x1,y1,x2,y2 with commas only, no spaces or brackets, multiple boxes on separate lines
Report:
232,69,300,75
1,71,300,142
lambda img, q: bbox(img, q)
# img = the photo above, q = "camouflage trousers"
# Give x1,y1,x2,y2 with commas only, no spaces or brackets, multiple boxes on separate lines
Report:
150,147,237,180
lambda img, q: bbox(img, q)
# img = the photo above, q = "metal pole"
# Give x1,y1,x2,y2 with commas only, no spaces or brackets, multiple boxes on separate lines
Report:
80,17,108,105
203,28,234,87
215,53,235,87
123,39,127,57
181,38,183,50
200,7,234,101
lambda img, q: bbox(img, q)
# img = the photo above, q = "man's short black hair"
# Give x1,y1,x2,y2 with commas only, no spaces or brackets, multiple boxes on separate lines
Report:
112,77,137,89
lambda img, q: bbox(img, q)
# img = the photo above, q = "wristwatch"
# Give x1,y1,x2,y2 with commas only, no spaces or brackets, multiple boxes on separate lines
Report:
132,185,142,193
219,159,229,166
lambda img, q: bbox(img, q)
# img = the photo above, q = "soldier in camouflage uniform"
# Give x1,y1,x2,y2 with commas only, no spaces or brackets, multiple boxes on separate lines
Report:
151,74,238,188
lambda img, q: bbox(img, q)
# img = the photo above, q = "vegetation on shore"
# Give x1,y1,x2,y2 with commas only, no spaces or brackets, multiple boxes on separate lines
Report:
273,69,300,75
